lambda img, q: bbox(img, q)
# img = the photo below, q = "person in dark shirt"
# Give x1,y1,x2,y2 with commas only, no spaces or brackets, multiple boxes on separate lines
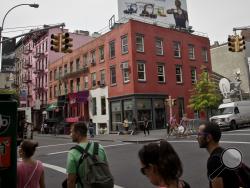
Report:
197,121,241,188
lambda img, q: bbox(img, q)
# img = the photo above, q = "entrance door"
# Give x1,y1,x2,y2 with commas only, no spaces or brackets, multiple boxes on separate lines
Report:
155,108,165,129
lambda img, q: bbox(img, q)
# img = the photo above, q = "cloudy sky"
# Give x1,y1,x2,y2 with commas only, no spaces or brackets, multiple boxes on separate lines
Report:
1,0,250,44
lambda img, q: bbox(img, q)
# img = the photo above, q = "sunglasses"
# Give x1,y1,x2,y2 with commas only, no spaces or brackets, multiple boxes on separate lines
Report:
140,166,149,175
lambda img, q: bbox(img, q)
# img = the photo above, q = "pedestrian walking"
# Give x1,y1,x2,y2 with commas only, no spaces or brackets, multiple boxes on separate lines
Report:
65,122,113,188
197,121,248,188
138,140,190,188
88,119,95,138
123,117,129,133
180,114,189,137
143,116,150,136
17,140,45,188
131,117,138,135
168,114,178,137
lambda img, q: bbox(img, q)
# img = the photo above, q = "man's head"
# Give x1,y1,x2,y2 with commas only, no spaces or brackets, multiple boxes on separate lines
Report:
175,0,182,8
197,121,221,148
70,122,88,143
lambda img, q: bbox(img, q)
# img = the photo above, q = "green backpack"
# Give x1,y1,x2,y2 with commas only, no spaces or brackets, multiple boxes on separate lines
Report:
71,142,114,188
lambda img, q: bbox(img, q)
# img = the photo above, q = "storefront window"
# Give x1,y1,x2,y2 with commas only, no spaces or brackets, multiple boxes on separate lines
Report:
136,99,152,130
123,100,133,122
153,99,165,129
111,101,121,131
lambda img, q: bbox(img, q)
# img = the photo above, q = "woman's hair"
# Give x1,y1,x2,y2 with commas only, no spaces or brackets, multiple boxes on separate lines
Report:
138,140,183,183
21,140,38,158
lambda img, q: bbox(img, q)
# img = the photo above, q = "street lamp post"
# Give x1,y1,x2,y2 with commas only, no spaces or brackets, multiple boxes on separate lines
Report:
0,3,39,72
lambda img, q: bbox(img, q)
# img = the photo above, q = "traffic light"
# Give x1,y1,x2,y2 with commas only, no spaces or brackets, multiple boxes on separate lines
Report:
50,34,61,52
228,35,237,52
237,35,245,52
61,32,73,53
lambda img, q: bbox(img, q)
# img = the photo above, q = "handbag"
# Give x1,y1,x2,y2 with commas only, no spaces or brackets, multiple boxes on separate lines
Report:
24,161,38,188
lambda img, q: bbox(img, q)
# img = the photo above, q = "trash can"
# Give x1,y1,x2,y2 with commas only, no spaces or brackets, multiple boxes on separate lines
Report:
0,94,17,188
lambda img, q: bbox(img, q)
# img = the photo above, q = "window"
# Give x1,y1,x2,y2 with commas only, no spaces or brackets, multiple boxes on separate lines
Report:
54,85,57,98
49,87,52,99
178,97,185,118
49,71,52,81
173,41,181,57
70,61,73,73
136,34,144,52
70,80,74,93
121,62,130,83
110,66,116,85
64,64,67,75
45,57,48,69
156,38,163,55
59,67,62,78
101,96,106,115
157,64,165,82
77,77,80,91
91,72,96,87
121,35,128,54
100,70,105,82
176,65,183,83
84,76,88,89
202,47,208,62
137,62,146,81
83,53,88,65
90,50,96,65
99,45,104,62
54,69,57,80
64,82,68,94
188,44,195,60
58,83,62,95
191,68,197,84
76,58,80,70
92,97,97,115
109,40,115,58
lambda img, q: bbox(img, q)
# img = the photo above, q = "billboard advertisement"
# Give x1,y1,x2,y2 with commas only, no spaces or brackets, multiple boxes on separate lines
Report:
118,0,189,28
1,37,16,73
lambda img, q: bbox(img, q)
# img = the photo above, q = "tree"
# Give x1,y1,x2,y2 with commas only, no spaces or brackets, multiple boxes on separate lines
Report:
188,72,222,119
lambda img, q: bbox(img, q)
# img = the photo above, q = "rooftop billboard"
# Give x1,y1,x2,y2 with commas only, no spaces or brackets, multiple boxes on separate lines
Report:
118,0,189,28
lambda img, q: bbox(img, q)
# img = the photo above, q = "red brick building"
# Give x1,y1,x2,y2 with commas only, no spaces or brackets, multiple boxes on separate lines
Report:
49,19,211,133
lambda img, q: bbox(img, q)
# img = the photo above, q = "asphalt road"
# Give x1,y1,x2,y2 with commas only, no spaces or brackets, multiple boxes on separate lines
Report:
31,127,250,188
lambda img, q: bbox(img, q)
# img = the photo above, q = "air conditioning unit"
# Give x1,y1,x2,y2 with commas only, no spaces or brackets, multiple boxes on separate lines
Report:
120,63,129,69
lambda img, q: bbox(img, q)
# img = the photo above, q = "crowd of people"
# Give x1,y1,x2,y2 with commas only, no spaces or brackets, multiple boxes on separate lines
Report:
16,120,249,188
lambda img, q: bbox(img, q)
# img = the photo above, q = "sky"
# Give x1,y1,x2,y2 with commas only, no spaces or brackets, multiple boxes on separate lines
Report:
1,0,250,44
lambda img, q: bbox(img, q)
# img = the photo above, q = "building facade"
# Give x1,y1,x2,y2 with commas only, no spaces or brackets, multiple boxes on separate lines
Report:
49,20,211,133
14,27,93,128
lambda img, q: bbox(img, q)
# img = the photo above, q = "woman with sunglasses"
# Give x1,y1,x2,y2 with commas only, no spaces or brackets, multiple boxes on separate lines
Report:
138,140,190,188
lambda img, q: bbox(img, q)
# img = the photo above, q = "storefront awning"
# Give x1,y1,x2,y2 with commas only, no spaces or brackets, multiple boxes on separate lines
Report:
46,103,58,111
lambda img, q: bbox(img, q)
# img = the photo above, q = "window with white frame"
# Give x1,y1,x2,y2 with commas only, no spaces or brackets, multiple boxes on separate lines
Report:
83,53,88,65
188,44,195,60
157,64,165,82
91,72,96,87
136,34,144,52
101,96,106,115
137,62,146,81
121,35,128,54
202,47,208,62
122,62,130,83
90,50,96,64
92,97,97,115
99,45,104,62
156,38,164,55
173,41,181,57
176,65,183,83
110,66,116,85
84,76,88,89
109,40,115,58
191,68,197,84
100,70,105,82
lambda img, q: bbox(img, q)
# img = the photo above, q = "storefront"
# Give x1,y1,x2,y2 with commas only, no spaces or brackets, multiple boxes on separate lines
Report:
109,94,167,132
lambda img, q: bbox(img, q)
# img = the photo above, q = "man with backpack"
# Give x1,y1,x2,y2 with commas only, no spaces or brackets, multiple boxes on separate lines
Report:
197,121,250,188
66,122,114,188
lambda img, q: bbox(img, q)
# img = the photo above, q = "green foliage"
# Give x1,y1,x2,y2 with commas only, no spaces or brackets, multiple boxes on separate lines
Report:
189,72,222,112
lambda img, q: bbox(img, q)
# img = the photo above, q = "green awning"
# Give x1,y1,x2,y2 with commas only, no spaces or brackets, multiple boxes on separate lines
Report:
46,103,57,111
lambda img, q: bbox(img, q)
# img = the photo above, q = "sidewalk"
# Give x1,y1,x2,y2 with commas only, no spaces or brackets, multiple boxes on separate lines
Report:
34,129,169,143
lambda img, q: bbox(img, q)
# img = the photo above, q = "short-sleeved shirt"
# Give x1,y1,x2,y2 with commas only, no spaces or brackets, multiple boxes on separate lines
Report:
17,160,44,188
66,142,108,188
207,147,240,188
